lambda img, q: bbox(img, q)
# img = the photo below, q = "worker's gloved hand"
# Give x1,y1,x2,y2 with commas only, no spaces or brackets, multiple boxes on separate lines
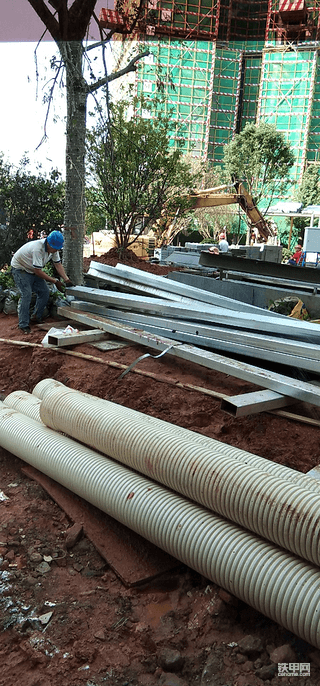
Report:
55,279,65,293
64,279,74,287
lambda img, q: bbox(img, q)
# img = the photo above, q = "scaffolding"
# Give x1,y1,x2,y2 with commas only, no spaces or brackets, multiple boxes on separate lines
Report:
100,1,320,43
139,0,220,40
266,0,320,42
100,0,220,39
100,0,270,41
218,0,269,41
206,46,243,163
126,38,320,192
99,2,320,197
134,39,266,163
307,53,320,164
256,46,318,183
135,38,216,158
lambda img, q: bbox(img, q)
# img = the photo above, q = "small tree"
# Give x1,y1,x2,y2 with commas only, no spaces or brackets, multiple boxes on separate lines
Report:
0,156,64,269
85,186,107,235
193,208,242,243
298,164,320,205
185,163,243,244
277,164,320,249
223,122,295,210
292,164,320,235
86,97,198,254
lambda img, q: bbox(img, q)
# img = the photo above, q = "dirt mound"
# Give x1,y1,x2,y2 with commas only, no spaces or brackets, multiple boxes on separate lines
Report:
83,247,177,275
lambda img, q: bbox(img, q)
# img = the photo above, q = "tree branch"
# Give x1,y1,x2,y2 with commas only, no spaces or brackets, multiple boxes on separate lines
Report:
36,56,64,151
28,0,97,41
87,50,150,94
84,39,113,52
27,0,61,40
58,0,68,41
68,0,97,39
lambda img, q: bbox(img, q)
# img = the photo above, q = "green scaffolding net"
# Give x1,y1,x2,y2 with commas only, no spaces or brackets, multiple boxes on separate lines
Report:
134,37,320,199
257,48,318,184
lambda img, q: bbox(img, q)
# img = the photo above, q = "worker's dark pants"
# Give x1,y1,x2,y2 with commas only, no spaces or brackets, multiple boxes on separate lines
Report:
11,268,50,328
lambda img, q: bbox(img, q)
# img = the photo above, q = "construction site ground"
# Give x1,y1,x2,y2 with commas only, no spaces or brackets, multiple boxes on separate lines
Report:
1,251,320,686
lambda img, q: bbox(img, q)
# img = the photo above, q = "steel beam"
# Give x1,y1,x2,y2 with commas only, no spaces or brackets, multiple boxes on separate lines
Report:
81,306,320,362
47,329,106,347
87,312,320,374
89,262,281,317
67,286,320,343
87,267,185,303
70,303,320,371
223,270,320,294
57,306,320,408
220,390,296,417
199,252,320,285
70,286,174,311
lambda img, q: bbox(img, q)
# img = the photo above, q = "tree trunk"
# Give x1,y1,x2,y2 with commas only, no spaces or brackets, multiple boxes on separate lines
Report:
26,2,149,283
58,41,87,285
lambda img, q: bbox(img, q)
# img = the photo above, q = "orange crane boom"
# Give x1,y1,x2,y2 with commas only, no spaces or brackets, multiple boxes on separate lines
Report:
187,182,273,241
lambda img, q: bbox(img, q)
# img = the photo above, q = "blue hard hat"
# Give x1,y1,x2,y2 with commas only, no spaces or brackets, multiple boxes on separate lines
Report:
47,231,64,250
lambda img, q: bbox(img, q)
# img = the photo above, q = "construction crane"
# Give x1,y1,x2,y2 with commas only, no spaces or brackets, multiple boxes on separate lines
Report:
154,181,275,248
186,181,274,242
88,181,273,256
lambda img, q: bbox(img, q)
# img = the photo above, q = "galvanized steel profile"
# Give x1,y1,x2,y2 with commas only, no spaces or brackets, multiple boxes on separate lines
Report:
90,262,281,317
56,306,320,408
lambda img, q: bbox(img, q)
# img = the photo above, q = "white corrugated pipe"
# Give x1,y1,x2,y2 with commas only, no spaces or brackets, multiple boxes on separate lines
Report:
3,390,42,423
33,378,68,399
33,378,320,494
0,403,320,649
39,384,320,567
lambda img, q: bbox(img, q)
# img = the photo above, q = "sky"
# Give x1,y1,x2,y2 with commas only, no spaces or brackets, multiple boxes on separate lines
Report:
0,0,110,41
0,1,121,177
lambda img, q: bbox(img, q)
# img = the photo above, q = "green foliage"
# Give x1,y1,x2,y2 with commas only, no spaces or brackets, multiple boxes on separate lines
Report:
85,186,107,235
0,156,65,269
279,221,301,251
86,96,199,252
223,122,295,208
0,267,14,289
43,261,55,278
297,164,320,206
292,164,320,235
192,210,242,243
281,247,292,262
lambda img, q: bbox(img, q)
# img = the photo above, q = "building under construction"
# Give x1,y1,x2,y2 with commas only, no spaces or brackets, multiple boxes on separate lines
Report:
99,1,320,188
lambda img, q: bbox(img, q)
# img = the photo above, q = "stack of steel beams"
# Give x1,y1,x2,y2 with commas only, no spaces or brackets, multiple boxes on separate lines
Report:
65,262,320,377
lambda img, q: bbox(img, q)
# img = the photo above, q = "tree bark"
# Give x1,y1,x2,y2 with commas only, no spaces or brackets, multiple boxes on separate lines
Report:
58,40,87,284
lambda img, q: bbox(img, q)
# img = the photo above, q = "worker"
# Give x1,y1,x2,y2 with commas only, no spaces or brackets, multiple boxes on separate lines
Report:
11,230,73,334
286,244,303,266
218,232,229,252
